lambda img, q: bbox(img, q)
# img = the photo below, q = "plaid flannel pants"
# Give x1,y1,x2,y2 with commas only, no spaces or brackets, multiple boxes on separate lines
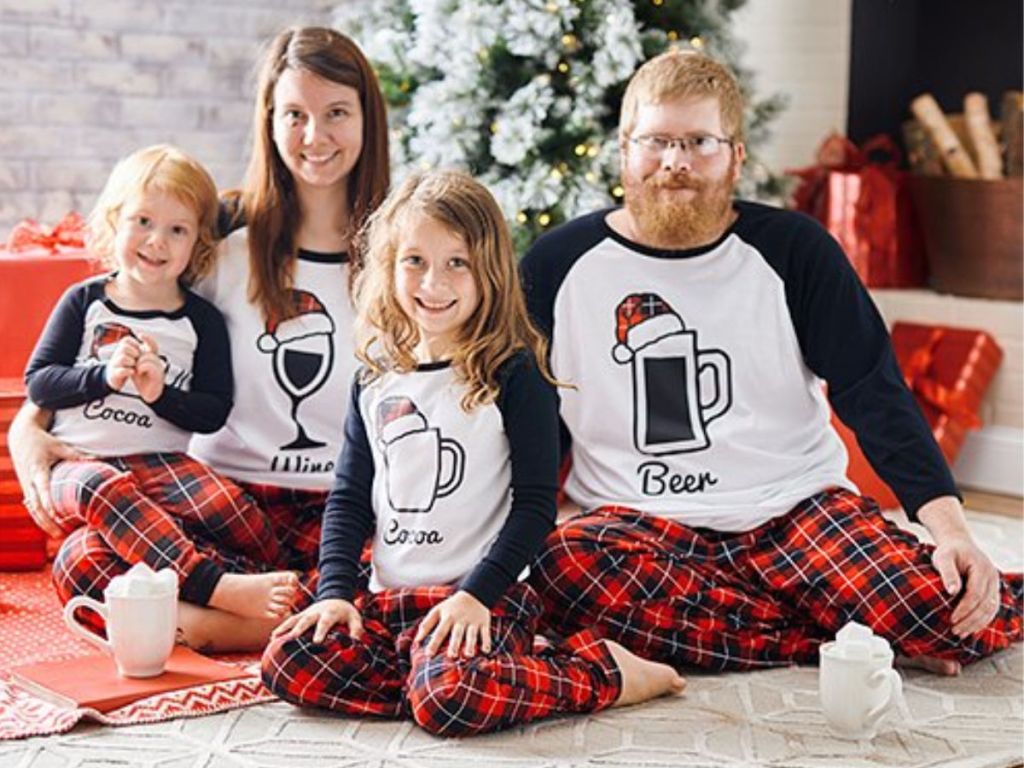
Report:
260,582,621,738
51,453,326,620
529,487,1023,670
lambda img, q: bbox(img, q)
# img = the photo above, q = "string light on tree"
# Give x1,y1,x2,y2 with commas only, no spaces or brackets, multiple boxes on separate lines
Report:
339,0,788,251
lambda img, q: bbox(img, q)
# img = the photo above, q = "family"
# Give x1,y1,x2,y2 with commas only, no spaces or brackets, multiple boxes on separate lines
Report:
9,26,1022,738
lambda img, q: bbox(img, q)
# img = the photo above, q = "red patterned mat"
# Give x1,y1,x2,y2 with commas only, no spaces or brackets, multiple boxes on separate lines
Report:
0,568,275,740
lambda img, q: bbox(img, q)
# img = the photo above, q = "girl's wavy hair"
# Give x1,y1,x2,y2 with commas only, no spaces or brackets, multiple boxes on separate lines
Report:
223,25,390,323
354,170,558,410
87,144,219,284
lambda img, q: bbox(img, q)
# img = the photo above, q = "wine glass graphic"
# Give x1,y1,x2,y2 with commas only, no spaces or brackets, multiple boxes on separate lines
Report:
257,290,336,450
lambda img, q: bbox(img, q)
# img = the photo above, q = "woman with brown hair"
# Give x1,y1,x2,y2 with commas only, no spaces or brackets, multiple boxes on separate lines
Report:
10,26,390,651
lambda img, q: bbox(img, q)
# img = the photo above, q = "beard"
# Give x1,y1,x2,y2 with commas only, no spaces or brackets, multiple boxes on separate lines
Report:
622,158,738,249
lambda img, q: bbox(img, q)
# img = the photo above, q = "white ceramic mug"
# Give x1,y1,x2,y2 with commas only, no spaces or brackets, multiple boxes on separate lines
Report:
819,640,903,739
63,573,178,678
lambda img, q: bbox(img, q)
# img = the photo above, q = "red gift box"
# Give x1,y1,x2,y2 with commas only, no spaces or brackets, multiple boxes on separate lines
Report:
789,134,927,288
0,379,49,570
1,213,105,380
835,322,1004,509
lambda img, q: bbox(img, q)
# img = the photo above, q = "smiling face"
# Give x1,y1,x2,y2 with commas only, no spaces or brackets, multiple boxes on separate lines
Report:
621,95,745,248
271,67,364,198
111,188,198,298
393,211,481,362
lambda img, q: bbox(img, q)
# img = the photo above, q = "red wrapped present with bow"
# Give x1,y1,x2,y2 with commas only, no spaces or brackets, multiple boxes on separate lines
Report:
1,212,104,379
789,134,927,287
0,378,47,570
833,322,1004,509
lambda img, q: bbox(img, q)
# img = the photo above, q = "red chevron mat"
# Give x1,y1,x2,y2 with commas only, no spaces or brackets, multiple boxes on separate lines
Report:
0,568,274,740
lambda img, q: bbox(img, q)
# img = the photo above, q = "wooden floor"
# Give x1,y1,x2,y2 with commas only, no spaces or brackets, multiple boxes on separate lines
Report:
962,488,1024,518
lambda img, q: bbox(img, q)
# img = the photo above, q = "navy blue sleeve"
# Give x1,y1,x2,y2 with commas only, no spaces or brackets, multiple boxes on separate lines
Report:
458,352,559,608
25,282,111,409
317,375,376,602
148,293,233,434
738,205,958,518
521,211,609,464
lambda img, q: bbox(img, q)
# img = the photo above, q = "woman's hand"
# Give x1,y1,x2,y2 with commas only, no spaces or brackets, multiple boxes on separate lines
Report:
271,598,363,644
414,590,492,658
132,334,166,403
8,401,81,536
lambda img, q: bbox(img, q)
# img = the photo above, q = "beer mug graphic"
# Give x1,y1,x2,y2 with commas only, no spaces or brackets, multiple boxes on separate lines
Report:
612,293,732,455
377,396,465,513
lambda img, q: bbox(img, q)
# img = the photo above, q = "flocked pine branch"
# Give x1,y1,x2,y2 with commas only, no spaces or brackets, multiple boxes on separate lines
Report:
335,0,788,252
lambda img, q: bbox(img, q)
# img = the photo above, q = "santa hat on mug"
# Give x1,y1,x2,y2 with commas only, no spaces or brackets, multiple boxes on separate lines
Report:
257,290,335,353
377,396,428,444
611,293,686,364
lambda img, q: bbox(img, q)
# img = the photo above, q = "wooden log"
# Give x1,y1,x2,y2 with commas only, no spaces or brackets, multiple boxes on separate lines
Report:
911,93,978,178
964,93,1003,179
1001,90,1023,177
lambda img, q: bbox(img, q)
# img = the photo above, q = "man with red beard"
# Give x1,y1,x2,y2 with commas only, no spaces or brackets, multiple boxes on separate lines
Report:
521,50,1021,676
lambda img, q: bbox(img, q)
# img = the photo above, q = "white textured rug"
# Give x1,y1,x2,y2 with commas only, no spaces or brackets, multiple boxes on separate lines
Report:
3,510,1022,768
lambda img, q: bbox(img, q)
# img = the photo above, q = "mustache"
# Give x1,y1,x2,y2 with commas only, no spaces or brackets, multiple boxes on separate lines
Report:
645,172,704,191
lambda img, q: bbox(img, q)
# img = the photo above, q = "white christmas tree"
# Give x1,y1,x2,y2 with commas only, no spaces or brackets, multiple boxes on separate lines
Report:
335,0,786,250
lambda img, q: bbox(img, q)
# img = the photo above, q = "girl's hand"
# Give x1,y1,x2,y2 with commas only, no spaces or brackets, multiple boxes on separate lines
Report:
132,334,166,403
271,598,363,644
414,590,492,658
105,336,141,392
8,402,84,536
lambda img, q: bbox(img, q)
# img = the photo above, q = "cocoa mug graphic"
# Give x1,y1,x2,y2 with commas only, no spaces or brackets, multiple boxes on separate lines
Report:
612,293,731,455
63,563,178,678
378,398,465,513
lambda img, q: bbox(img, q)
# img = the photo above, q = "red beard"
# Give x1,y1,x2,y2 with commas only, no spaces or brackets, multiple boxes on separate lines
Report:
623,159,737,249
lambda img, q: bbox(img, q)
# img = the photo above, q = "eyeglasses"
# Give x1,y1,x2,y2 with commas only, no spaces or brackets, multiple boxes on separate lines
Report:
629,134,733,159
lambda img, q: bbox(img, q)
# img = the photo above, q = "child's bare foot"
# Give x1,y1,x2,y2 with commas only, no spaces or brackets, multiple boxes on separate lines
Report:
896,654,961,676
605,640,686,707
208,571,299,619
177,602,282,653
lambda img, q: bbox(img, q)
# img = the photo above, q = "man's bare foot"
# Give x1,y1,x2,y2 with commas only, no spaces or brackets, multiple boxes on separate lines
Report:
208,571,299,619
605,640,686,707
177,601,282,653
896,654,961,676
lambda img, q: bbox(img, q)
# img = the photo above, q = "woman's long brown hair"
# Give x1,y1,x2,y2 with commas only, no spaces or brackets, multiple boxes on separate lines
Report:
226,26,390,323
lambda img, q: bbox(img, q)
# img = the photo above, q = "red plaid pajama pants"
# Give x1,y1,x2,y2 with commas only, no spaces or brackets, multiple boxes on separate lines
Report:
51,453,327,617
529,488,1023,671
260,582,621,738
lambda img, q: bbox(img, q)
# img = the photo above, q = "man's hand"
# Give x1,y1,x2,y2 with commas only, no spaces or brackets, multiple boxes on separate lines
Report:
271,598,363,644
918,496,1001,637
414,590,492,658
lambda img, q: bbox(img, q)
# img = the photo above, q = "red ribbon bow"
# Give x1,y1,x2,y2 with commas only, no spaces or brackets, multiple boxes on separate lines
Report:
902,329,982,429
6,212,86,254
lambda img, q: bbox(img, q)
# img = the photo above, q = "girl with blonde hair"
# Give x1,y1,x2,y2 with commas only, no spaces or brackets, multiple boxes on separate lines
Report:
262,170,684,737
25,144,296,621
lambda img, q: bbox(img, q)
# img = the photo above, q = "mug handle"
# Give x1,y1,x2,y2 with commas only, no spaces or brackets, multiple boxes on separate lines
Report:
436,438,466,498
697,350,732,425
63,596,113,656
863,667,903,731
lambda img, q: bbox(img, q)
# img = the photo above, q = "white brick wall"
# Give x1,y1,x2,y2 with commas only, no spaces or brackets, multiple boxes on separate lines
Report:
0,0,334,236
